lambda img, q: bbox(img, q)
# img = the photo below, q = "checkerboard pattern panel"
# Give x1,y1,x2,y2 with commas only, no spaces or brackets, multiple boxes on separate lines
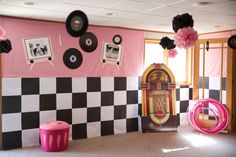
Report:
198,76,227,119
2,76,193,150
175,85,193,113
2,77,140,150
199,76,226,105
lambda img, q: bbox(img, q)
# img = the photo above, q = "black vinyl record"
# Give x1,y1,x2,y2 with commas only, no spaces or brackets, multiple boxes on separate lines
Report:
112,34,122,45
79,32,98,53
228,35,236,49
63,48,83,69
66,10,88,37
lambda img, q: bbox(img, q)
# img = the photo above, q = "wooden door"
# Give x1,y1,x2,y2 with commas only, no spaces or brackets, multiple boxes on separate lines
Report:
193,38,236,132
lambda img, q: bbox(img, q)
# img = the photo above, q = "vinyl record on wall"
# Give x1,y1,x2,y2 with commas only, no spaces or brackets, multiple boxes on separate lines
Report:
63,48,83,69
79,32,98,53
112,34,122,45
228,35,236,49
66,10,88,37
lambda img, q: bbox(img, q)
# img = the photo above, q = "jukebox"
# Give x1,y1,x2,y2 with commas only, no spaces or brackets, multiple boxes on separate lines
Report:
141,63,180,132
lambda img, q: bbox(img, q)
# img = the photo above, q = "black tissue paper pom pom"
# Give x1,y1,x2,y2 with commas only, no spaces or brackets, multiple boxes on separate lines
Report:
160,36,176,50
0,39,12,53
160,37,171,49
172,13,194,32
168,40,176,50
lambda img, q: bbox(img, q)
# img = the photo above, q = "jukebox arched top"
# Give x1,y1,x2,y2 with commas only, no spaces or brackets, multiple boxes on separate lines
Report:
142,63,175,84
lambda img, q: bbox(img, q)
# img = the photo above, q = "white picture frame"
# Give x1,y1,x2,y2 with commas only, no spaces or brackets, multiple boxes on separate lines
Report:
102,42,121,65
23,36,53,64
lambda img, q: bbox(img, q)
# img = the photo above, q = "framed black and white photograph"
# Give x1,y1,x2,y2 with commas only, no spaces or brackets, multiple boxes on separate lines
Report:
23,37,53,64
102,42,122,65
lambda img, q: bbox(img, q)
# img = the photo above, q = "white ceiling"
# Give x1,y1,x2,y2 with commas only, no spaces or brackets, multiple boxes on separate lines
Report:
0,0,236,33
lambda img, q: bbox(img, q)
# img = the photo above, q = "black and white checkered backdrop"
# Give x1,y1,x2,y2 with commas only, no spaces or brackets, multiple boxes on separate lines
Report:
2,77,192,150
199,76,226,105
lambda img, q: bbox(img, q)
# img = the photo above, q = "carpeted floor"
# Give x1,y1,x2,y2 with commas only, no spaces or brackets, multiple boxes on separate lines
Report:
1,125,236,157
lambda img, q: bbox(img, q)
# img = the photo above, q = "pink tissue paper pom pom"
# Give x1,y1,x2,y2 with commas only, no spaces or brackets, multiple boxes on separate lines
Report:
0,26,6,40
168,49,177,58
174,27,198,49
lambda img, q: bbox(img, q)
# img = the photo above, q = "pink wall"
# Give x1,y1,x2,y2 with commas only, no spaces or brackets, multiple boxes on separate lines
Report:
1,17,144,77
1,16,233,78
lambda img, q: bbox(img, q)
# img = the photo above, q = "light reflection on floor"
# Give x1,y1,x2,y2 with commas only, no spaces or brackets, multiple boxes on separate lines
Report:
182,134,216,147
162,147,190,153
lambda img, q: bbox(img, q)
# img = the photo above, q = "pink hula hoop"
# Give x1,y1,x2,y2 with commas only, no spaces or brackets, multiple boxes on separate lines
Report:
187,98,228,134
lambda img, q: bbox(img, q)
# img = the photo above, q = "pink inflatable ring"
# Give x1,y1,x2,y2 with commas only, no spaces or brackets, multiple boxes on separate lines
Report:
187,98,228,134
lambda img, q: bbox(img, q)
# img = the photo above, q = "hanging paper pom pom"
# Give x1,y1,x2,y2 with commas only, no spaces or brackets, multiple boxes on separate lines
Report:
0,26,12,54
168,49,177,58
168,40,176,50
160,36,176,50
172,13,194,33
160,36,171,49
174,27,198,49
0,39,12,53
0,26,6,40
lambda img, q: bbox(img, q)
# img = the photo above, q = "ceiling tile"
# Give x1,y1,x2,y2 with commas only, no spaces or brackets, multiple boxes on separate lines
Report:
0,4,44,17
90,8,138,20
64,0,123,8
169,0,227,10
31,10,68,22
192,11,236,25
131,0,186,5
126,17,172,31
0,10,32,18
193,21,236,33
128,13,165,22
107,0,163,13
49,2,101,15
199,1,236,16
154,18,174,27
143,6,194,17
128,23,172,32
1,0,64,10
88,15,139,26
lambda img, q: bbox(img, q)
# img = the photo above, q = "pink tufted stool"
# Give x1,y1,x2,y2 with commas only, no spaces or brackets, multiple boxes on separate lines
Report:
40,121,69,152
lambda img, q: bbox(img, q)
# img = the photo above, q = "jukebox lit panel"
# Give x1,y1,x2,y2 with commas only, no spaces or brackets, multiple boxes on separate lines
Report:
149,90,170,125
141,63,179,132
